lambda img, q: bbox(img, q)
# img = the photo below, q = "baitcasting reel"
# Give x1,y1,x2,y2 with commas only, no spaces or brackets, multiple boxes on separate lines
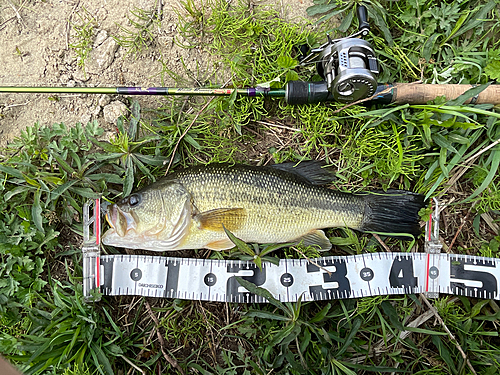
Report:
285,5,380,104
318,38,379,102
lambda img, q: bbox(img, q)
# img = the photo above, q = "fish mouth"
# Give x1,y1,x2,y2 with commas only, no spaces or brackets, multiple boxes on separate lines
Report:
106,204,137,237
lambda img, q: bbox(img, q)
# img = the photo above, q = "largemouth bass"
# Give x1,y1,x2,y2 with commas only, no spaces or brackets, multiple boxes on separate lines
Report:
102,162,426,251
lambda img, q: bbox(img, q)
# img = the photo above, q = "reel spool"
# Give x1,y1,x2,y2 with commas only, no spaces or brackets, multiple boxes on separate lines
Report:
285,5,380,105
317,38,379,103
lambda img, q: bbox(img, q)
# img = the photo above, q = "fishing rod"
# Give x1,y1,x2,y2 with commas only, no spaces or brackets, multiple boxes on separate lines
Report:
2,6,499,106
1,83,499,105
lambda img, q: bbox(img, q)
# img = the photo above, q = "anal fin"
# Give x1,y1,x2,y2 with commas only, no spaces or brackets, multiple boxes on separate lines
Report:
296,230,332,251
205,238,235,251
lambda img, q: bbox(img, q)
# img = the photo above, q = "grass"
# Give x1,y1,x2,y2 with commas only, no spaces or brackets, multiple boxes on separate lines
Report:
69,9,97,79
112,7,161,58
1,0,500,374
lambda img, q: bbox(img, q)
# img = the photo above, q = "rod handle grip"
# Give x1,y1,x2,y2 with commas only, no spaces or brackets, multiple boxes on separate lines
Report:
392,83,500,104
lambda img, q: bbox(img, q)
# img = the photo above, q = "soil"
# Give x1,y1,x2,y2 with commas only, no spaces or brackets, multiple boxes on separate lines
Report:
0,0,314,146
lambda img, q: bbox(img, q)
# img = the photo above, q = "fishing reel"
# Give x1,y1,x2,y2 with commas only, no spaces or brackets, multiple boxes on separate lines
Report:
285,5,380,104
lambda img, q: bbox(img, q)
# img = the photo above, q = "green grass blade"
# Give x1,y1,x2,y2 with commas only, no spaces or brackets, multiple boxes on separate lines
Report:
90,342,114,375
463,148,500,202
336,317,362,357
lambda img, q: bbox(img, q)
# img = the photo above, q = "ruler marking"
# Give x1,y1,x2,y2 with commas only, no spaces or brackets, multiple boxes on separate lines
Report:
425,253,430,292
285,256,289,302
91,253,500,301
208,259,213,301
361,253,373,296
135,257,138,295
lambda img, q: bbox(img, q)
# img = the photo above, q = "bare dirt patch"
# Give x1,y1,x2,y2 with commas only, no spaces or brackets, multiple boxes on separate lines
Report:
0,0,314,145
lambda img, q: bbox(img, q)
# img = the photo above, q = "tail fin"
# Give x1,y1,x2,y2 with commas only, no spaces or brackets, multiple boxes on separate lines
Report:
359,190,426,239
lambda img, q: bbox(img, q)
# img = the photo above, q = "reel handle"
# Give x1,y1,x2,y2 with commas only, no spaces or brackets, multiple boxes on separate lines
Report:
357,5,370,34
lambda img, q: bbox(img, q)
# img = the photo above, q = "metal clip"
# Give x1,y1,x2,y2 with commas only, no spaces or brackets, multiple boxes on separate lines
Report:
425,197,443,253
82,199,102,302
424,197,443,299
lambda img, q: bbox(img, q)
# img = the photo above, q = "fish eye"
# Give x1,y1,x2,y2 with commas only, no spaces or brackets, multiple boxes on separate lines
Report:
128,194,141,207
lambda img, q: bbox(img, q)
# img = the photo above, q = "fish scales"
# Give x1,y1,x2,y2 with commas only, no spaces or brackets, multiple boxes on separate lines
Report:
169,164,365,246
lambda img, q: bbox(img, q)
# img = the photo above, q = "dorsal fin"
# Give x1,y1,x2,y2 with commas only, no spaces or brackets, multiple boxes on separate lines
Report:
269,161,335,185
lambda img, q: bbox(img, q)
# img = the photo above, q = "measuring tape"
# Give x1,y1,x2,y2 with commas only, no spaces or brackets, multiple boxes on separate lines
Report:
82,200,500,302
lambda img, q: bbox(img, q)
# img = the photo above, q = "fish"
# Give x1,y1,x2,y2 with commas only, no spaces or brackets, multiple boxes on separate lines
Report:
102,162,426,251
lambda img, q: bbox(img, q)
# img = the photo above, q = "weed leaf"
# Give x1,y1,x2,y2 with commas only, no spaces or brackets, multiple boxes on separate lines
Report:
347,363,407,372
235,276,286,311
0,164,25,179
310,303,330,323
245,310,290,321
277,55,297,69
4,185,32,201
32,188,44,234
338,9,354,32
223,226,253,256
433,133,458,154
69,187,101,199
485,60,500,81
446,83,491,106
90,342,114,375
464,148,500,202
423,33,440,61
52,152,76,175
50,180,79,201
128,100,140,140
87,173,124,184
452,1,497,39
306,4,338,16
123,158,135,197
380,301,404,331
431,335,457,373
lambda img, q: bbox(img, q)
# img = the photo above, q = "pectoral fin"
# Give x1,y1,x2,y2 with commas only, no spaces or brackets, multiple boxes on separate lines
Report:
296,230,332,251
197,208,246,232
